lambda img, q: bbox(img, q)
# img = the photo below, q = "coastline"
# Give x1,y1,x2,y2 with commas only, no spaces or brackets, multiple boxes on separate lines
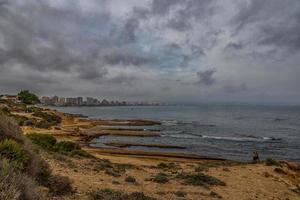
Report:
24,106,229,162
1,100,299,199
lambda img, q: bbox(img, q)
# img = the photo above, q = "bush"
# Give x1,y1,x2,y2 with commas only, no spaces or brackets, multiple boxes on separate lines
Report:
88,189,155,200
0,160,43,200
18,90,40,105
125,176,136,183
0,139,29,170
35,160,52,186
27,133,92,157
265,158,281,167
26,106,43,113
152,173,169,184
0,106,10,114
27,133,57,151
53,141,80,152
46,175,73,196
274,167,286,174
176,172,225,187
174,191,187,197
33,111,61,125
88,189,123,200
157,162,176,169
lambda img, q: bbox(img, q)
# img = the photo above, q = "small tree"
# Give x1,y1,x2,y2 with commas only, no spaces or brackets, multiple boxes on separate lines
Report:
18,90,40,105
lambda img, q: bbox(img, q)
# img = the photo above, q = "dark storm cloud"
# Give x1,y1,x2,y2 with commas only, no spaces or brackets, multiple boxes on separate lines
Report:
0,0,299,103
0,0,109,74
222,83,248,94
120,17,140,44
151,0,181,15
103,51,156,66
225,42,243,50
232,0,300,53
196,69,216,86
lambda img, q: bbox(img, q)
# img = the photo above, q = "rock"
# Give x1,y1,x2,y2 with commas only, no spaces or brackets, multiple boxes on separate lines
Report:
289,186,300,194
285,161,300,171
274,168,287,174
263,172,271,178
23,120,33,126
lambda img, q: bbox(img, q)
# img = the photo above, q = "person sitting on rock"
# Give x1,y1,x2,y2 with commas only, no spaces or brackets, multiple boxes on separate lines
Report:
252,151,260,163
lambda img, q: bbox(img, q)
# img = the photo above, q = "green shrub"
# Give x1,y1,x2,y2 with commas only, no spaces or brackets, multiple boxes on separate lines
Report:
0,106,10,114
35,120,52,129
174,191,187,197
128,192,155,200
33,111,61,125
27,133,57,150
0,170,43,200
157,162,176,169
105,168,121,177
88,189,155,200
70,149,93,158
0,139,29,170
26,106,43,113
11,114,29,126
176,172,225,187
210,191,222,199
274,167,286,174
88,188,123,200
18,90,40,105
46,175,73,196
152,173,169,184
27,133,92,158
125,176,136,183
265,158,281,167
53,141,80,152
35,160,52,186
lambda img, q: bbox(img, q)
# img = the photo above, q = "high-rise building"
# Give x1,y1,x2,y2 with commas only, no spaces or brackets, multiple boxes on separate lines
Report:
52,96,59,105
66,98,77,106
58,97,66,106
77,97,83,106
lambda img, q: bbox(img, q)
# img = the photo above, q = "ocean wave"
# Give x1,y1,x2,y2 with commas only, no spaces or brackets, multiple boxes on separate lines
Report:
161,120,178,126
202,135,281,142
162,133,202,139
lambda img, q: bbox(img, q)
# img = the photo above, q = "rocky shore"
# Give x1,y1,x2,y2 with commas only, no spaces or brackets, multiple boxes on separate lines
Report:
1,99,300,200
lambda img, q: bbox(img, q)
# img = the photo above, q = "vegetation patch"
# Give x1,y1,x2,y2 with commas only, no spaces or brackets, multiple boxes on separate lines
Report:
105,168,121,177
157,162,177,170
26,106,44,113
0,139,30,170
265,158,281,167
176,172,226,187
174,191,187,197
125,176,136,183
152,172,169,184
27,133,92,158
18,90,40,105
33,111,62,127
274,167,286,174
88,188,155,200
0,164,43,200
210,191,222,199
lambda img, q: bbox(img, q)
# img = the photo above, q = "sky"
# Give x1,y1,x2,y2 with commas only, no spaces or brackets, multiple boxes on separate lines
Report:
0,0,300,104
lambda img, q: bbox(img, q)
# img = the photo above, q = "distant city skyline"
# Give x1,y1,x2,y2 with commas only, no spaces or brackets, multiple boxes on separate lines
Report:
40,95,161,107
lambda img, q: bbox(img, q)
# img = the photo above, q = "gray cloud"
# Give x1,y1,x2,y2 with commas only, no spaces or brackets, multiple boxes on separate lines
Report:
0,0,299,104
222,83,248,94
196,69,216,86
232,0,300,53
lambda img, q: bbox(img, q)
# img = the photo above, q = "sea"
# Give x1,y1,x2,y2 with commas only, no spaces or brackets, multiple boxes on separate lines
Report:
53,104,300,162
